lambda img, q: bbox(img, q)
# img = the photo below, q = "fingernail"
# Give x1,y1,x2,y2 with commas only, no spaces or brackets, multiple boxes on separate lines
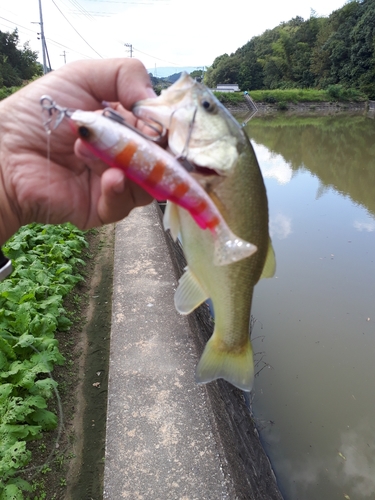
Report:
113,177,125,194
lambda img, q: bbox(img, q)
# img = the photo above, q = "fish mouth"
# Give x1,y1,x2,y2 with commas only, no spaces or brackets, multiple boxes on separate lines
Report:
177,158,219,177
194,166,220,176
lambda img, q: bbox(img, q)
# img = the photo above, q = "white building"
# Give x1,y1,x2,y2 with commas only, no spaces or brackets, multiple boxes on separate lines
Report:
216,84,240,92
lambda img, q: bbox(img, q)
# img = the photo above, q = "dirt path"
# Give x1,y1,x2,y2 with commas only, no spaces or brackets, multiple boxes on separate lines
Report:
65,224,115,500
21,225,114,500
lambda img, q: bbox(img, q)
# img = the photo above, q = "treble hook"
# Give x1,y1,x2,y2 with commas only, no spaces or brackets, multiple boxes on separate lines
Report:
169,106,197,175
102,107,168,146
40,95,72,132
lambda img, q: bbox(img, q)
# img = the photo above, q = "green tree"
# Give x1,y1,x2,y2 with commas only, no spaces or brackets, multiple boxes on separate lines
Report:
237,41,264,90
350,0,375,97
206,0,375,95
0,29,42,87
189,69,204,81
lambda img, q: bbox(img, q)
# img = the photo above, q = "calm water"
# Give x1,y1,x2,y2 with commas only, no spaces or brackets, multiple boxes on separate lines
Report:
244,114,375,500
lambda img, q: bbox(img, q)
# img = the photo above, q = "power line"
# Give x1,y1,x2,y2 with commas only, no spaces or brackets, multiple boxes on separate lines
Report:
51,0,103,58
65,0,96,20
45,37,93,59
0,21,37,40
133,47,181,66
0,14,97,60
0,15,38,35
67,11,112,16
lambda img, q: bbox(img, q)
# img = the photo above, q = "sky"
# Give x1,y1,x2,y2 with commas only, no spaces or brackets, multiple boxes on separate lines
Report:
1,0,347,75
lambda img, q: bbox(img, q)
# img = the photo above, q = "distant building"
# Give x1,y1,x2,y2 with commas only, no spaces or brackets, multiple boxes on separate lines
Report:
216,83,240,92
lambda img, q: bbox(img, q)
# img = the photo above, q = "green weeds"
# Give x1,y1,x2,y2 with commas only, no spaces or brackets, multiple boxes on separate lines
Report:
248,87,367,103
0,222,88,498
213,87,367,109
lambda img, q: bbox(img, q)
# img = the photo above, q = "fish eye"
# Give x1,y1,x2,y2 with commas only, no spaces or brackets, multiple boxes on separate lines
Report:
78,126,91,139
201,99,216,113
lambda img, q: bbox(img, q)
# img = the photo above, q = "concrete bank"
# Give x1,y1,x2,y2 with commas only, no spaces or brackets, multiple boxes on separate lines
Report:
225,100,370,115
104,202,282,500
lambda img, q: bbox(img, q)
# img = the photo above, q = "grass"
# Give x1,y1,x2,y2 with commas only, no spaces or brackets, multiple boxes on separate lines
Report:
214,85,368,105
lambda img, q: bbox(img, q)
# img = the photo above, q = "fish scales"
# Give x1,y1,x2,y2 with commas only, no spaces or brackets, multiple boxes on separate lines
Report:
133,73,275,391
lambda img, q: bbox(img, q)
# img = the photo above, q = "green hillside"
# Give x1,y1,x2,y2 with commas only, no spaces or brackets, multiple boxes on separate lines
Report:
204,0,375,98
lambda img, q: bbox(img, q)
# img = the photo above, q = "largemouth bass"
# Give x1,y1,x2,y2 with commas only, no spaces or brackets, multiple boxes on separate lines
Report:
133,73,275,391
69,110,256,266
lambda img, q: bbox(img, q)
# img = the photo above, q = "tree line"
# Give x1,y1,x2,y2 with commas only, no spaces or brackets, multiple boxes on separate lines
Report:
0,29,42,88
205,0,375,98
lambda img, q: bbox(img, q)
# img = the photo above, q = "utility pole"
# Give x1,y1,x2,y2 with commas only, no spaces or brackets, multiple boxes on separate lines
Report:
124,43,133,58
38,0,48,74
60,50,67,64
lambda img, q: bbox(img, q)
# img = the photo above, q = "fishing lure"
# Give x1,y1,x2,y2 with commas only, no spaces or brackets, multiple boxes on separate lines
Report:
40,97,257,266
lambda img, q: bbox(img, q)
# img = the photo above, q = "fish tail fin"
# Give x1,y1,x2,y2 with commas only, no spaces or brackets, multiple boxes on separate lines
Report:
195,334,254,392
213,225,257,266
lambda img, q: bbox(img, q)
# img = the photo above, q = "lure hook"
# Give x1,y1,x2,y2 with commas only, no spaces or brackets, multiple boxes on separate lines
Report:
40,95,73,132
102,107,168,146
177,106,197,161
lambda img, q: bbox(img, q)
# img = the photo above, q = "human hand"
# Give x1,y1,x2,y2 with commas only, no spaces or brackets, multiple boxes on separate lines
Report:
0,58,156,244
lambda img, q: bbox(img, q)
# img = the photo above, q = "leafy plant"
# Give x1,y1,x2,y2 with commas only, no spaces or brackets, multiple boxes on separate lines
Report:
0,223,87,498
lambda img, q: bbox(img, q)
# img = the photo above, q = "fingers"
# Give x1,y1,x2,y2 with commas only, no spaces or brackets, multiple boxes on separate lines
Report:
97,168,153,224
55,58,157,111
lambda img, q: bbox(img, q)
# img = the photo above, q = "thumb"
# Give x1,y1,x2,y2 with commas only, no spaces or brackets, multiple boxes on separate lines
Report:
97,168,152,224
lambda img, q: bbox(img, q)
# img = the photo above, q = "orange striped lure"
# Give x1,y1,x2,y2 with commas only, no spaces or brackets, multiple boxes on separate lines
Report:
69,110,257,266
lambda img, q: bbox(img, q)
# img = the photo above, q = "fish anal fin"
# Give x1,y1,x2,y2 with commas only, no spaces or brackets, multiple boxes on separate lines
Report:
195,334,254,392
175,267,209,315
163,201,180,241
260,236,276,279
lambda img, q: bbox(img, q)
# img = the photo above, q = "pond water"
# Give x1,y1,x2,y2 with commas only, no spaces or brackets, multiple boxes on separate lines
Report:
243,114,375,500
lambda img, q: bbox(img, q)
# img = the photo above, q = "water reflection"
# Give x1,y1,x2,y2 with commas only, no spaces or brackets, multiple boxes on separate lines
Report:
241,115,375,500
354,219,375,232
270,213,292,240
254,144,293,185
247,115,375,216
277,419,375,499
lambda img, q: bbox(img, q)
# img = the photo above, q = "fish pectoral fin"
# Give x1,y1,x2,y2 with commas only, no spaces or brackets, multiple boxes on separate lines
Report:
195,334,254,392
163,201,180,241
260,236,276,279
174,267,209,315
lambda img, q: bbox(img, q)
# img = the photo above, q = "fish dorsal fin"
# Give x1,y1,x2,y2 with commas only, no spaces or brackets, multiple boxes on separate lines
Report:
163,201,180,241
175,267,209,315
260,237,276,279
